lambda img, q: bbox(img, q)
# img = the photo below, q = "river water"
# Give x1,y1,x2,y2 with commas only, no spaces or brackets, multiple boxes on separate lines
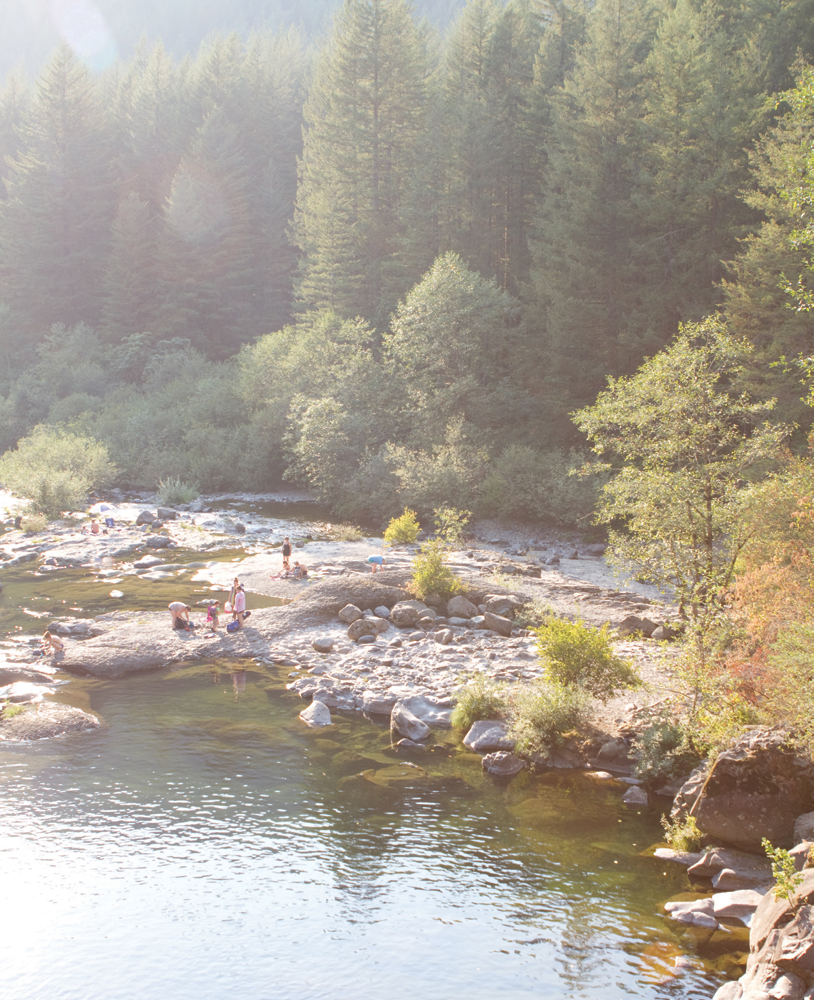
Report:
0,497,732,999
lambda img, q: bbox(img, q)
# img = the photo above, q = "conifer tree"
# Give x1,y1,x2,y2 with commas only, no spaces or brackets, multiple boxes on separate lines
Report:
154,106,258,357
293,0,430,325
0,45,115,332
529,0,661,416
100,192,159,341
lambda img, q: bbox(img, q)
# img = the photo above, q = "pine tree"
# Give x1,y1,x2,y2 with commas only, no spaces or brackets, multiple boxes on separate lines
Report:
528,0,662,417
293,0,430,325
154,106,259,357
0,45,115,332
100,192,160,341
635,0,764,328
0,70,28,201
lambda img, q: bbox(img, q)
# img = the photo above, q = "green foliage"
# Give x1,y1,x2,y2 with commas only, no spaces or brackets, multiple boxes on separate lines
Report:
534,617,641,702
633,720,702,787
409,539,464,601
433,506,470,546
451,674,509,731
326,522,364,542
0,425,117,518
573,317,788,628
384,507,420,544
508,680,590,757
156,477,200,505
661,814,702,853
21,513,48,533
1,703,25,720
763,839,805,909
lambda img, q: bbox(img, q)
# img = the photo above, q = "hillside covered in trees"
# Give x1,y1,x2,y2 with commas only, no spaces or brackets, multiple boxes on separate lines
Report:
1,0,814,528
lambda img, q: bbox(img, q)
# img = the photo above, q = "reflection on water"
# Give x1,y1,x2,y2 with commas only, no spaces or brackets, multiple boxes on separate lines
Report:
0,667,724,1000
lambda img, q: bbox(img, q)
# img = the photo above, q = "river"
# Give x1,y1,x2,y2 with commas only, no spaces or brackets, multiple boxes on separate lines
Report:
0,495,731,999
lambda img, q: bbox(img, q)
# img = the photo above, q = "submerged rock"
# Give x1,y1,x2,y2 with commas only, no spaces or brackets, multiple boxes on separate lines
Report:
300,701,332,727
390,702,430,741
481,751,524,777
0,702,100,740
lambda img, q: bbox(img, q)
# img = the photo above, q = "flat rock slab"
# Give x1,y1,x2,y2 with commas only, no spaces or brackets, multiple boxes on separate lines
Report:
0,702,100,740
463,719,514,752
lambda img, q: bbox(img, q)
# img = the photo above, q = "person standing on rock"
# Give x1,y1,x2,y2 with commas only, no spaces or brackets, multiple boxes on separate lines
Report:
367,554,386,573
168,602,191,630
233,585,246,627
227,577,239,614
282,537,292,571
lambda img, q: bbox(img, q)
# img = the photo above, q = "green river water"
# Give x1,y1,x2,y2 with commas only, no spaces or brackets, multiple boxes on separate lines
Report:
0,500,740,999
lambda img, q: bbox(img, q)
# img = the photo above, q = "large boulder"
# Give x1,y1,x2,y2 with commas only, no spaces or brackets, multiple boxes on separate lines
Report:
391,702,431,741
391,603,422,628
396,695,452,728
672,730,814,852
338,604,363,624
446,595,479,619
135,510,156,525
483,611,513,636
715,870,814,1000
156,507,178,520
482,751,524,777
300,701,332,728
463,720,515,752
347,618,379,641
483,594,521,617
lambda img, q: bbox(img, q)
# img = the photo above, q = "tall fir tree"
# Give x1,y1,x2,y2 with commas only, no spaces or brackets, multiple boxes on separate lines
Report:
0,45,115,332
293,0,430,326
528,0,662,421
99,192,160,341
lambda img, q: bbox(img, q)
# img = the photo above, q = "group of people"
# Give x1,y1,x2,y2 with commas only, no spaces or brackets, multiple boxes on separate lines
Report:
168,577,249,634
273,536,308,580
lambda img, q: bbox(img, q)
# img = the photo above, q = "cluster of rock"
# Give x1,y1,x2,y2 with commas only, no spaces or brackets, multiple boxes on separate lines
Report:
336,593,526,646
616,614,678,641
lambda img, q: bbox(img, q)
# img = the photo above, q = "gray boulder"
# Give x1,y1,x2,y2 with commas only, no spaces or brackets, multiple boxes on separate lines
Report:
391,603,422,628
687,849,772,887
312,637,334,653
373,606,391,618
463,720,515,752
135,510,156,525
482,751,524,777
134,555,164,569
712,889,766,922
483,611,513,636
446,595,479,619
156,507,178,520
397,695,452,728
664,898,718,929
362,692,397,715
144,535,172,548
651,624,678,641
365,616,390,634
795,812,814,845
391,703,431,741
483,595,521,617
338,604,363,624
347,619,380,641
617,615,645,637
623,786,648,806
300,701,332,727
672,730,814,852
434,629,453,645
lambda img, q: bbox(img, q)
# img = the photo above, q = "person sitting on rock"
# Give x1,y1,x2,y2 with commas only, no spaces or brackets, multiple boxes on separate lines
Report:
367,554,386,573
168,602,192,630
292,561,308,580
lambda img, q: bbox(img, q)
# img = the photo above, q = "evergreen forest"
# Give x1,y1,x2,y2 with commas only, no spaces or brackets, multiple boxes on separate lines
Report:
1,0,814,532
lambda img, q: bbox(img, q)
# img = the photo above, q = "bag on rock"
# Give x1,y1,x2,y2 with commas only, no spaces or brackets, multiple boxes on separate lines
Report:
226,620,240,633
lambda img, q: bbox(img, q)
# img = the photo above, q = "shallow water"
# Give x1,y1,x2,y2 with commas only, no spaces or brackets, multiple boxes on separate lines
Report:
0,665,732,1000
0,500,732,999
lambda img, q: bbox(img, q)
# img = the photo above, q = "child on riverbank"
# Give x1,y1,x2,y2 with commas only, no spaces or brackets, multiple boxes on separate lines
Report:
206,601,220,631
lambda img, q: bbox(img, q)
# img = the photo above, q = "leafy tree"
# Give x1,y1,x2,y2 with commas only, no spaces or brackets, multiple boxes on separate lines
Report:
0,45,115,332
0,424,117,517
573,317,787,626
293,0,431,324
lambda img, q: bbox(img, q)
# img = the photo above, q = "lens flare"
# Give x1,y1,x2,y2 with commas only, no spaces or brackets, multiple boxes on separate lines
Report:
49,0,118,72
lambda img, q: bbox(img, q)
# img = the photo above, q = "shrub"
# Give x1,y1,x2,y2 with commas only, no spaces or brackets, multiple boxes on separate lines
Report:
0,425,117,518
409,539,465,601
451,675,509,731
433,506,471,547
384,507,420,544
632,720,702,787
21,513,48,534
535,617,641,701
763,839,806,908
661,814,702,852
156,477,200,505
326,522,364,541
2,702,25,719
508,680,590,756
